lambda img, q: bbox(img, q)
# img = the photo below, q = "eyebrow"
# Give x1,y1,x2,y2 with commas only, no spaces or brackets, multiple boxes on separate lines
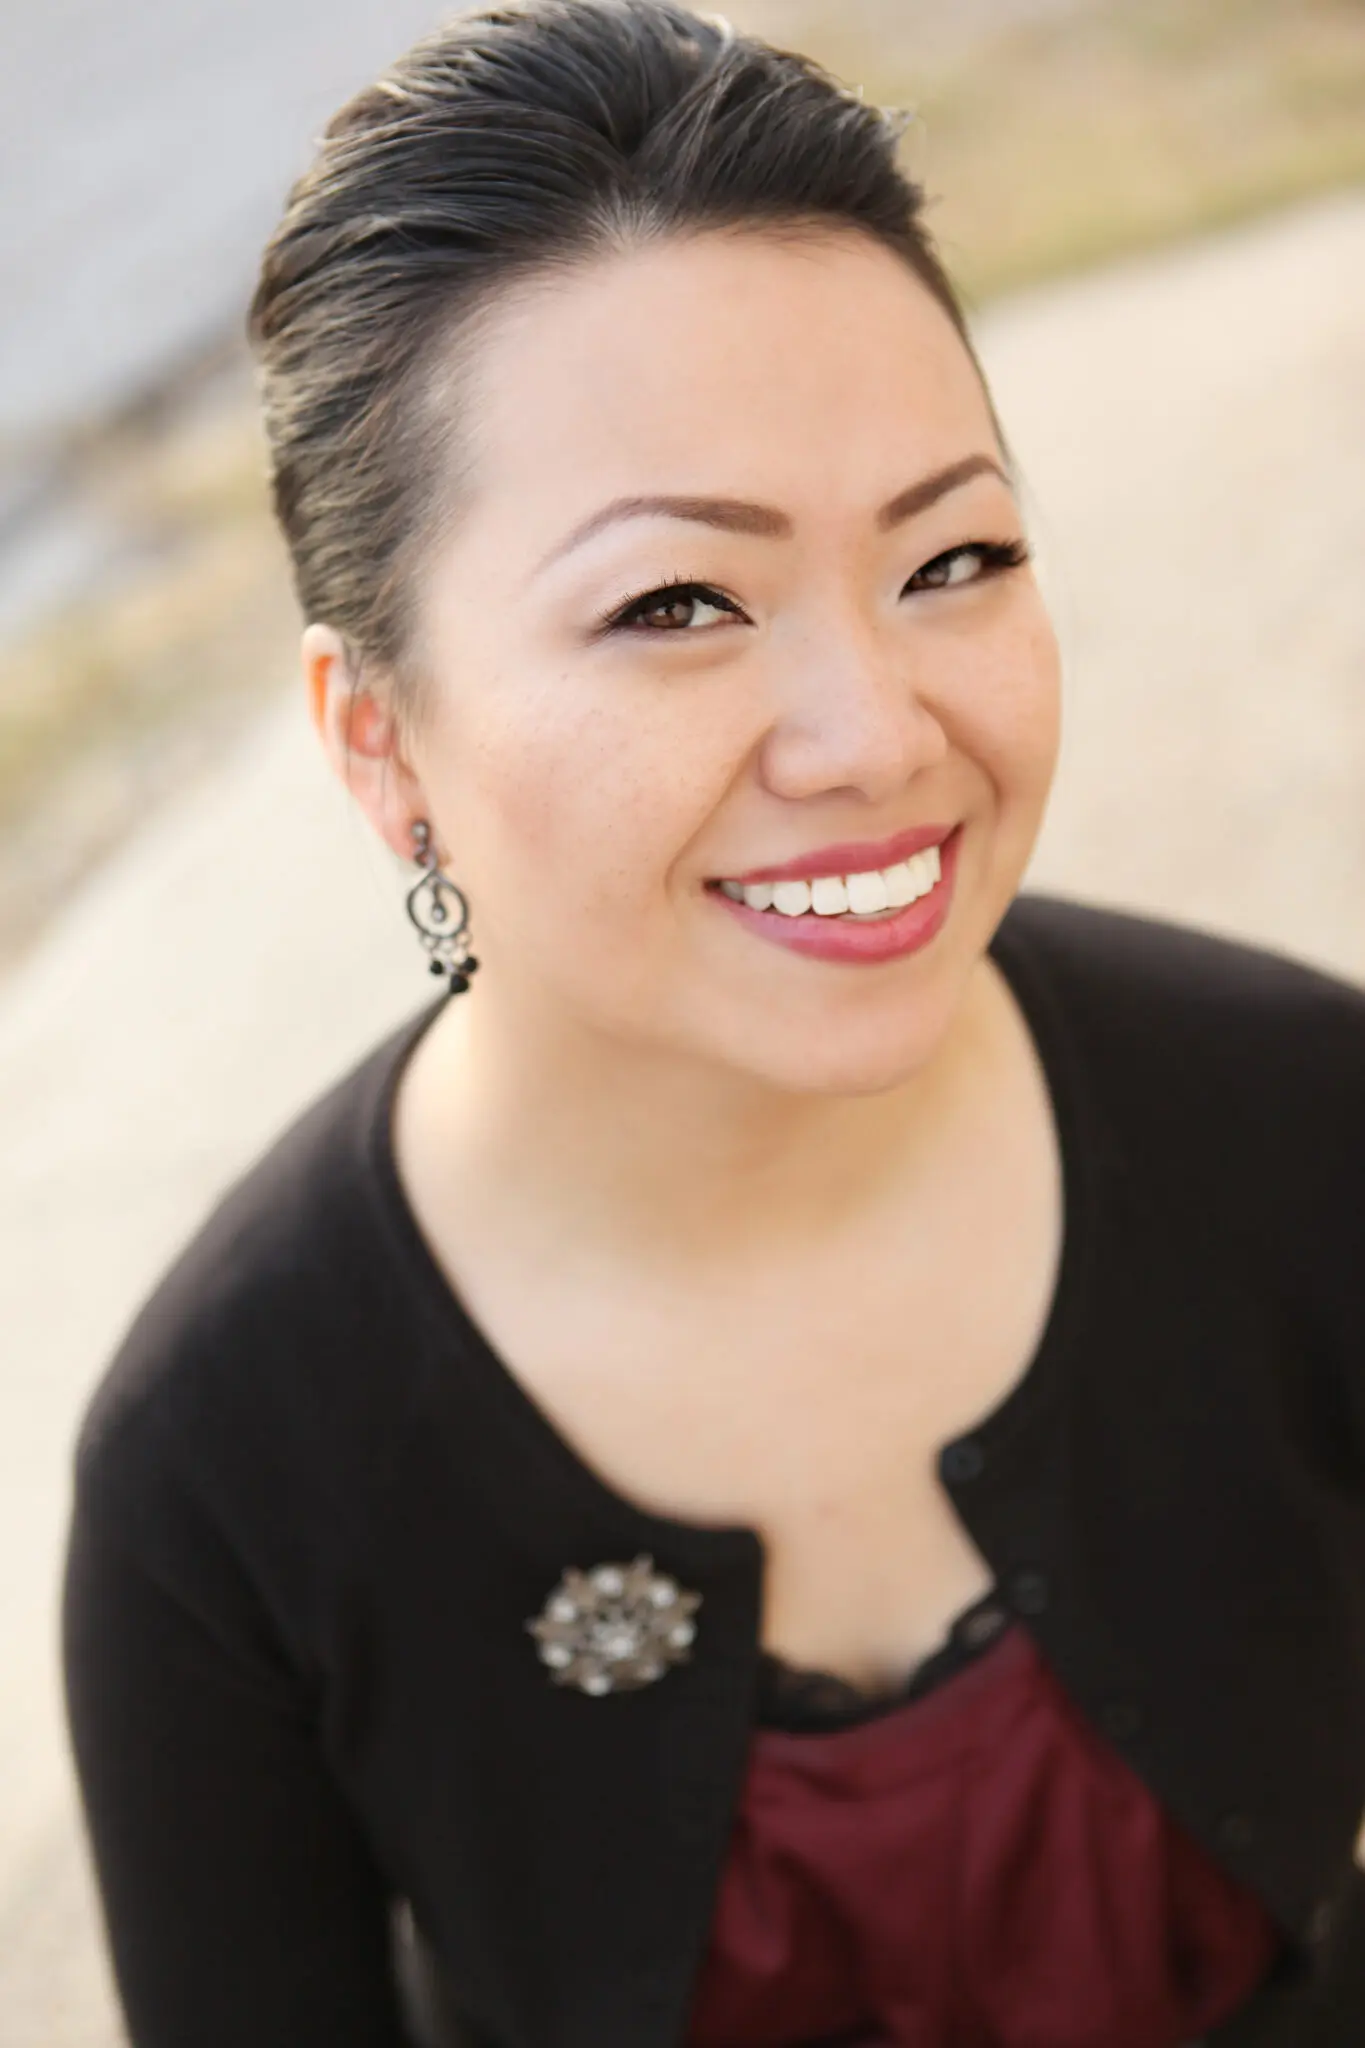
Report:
529,453,1014,581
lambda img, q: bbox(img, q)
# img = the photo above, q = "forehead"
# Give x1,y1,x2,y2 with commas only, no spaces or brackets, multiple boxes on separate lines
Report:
455,227,996,523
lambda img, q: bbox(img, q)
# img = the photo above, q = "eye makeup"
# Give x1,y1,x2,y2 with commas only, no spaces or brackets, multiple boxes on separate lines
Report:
595,535,1032,636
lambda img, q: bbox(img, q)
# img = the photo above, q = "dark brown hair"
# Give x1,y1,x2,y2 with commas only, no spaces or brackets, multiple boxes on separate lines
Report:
247,0,1002,737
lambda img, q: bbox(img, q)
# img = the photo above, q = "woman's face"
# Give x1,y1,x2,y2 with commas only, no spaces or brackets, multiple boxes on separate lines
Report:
383,226,1060,1095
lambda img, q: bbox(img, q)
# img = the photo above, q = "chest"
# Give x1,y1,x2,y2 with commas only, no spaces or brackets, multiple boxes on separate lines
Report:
395,1068,1063,1696
501,1244,1058,1688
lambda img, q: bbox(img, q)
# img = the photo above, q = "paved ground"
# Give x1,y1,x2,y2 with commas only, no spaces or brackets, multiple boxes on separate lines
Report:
0,185,1361,2041
0,0,1078,639
2,0,450,446
0,0,1077,449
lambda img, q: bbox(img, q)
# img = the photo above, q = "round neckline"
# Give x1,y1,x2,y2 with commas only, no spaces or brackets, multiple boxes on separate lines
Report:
364,893,1100,1563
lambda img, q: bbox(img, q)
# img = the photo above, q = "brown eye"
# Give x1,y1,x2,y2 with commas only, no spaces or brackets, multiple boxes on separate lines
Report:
605,580,742,634
907,539,1031,593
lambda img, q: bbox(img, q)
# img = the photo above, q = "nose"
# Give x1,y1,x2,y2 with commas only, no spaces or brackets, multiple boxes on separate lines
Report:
757,615,949,806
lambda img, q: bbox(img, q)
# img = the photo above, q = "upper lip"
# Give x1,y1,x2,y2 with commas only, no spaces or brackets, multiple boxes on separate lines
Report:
715,822,957,888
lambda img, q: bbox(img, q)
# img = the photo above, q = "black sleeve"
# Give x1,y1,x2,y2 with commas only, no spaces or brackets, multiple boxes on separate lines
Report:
61,1451,414,2048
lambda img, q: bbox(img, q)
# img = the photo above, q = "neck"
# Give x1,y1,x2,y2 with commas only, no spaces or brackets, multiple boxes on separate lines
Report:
410,959,1006,1275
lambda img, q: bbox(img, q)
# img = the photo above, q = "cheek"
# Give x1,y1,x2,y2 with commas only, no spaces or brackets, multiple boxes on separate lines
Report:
943,598,1062,806
441,664,733,925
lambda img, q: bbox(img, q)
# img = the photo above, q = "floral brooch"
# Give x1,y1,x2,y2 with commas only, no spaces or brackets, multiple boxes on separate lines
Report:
527,1553,702,1695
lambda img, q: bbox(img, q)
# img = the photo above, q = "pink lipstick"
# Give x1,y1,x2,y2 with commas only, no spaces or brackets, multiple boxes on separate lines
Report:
707,824,962,966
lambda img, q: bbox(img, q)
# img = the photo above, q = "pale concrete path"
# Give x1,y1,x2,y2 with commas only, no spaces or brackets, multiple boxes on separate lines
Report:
1,185,1362,2042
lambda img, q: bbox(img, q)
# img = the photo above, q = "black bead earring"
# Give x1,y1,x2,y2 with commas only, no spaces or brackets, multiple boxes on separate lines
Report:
406,818,480,994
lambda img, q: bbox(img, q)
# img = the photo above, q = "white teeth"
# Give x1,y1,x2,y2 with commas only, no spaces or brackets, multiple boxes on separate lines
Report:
771,879,813,917
718,839,948,917
809,875,849,916
844,869,890,914
883,859,918,907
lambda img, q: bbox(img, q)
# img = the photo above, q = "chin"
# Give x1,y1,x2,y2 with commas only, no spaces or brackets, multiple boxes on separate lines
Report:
710,972,970,1099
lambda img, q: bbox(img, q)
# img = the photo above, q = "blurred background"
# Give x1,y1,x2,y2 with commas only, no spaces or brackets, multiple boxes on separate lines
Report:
2,0,1363,2038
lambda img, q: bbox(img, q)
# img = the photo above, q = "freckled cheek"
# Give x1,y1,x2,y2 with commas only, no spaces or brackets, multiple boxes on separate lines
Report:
936,610,1062,804
455,692,729,923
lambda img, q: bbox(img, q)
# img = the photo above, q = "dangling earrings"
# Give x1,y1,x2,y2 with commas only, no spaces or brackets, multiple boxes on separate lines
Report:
405,818,480,995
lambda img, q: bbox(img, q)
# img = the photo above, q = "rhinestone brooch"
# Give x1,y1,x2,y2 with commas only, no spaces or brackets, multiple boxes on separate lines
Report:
527,1553,702,1696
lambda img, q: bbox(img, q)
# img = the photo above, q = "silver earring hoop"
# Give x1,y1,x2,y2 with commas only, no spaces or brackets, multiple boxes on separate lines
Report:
406,819,480,995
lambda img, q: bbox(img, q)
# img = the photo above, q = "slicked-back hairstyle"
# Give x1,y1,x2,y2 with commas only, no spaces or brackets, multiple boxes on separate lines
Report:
247,0,1000,736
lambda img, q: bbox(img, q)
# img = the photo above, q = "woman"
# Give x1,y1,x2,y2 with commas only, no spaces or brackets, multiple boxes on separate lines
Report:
61,2,1365,2044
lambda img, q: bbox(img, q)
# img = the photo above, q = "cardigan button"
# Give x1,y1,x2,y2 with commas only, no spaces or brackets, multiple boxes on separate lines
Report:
1009,1569,1050,1616
940,1439,986,1484
959,1601,1009,1649
1308,1897,1338,1948
1216,1811,1256,1852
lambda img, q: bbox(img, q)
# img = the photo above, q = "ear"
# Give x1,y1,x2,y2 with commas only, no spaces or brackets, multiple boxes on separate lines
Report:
302,623,432,866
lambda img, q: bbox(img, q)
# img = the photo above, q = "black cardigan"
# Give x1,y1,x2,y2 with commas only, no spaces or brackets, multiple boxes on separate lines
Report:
61,893,1365,2048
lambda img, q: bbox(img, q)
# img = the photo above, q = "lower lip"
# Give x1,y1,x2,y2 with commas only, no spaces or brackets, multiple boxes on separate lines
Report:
708,827,962,965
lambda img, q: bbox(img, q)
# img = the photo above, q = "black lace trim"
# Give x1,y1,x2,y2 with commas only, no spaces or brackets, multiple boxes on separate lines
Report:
755,1586,1015,1733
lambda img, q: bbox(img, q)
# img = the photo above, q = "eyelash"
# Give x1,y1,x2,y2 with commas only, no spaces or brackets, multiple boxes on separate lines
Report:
596,538,1032,636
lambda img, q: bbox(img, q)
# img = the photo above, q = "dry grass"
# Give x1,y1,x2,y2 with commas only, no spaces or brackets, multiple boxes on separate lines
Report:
2,0,1364,972
736,0,1365,304
2,423,289,798
0,393,298,965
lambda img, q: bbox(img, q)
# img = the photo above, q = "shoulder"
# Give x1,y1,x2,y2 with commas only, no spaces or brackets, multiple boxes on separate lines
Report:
997,890,1365,1043
72,995,449,1562
997,889,1365,1086
994,891,1365,1220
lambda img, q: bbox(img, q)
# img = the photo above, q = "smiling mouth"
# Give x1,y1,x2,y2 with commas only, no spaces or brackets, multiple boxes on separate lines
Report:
707,842,943,921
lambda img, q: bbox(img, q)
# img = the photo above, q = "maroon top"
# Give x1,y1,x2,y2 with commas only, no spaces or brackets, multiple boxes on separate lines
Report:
686,1609,1283,2048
